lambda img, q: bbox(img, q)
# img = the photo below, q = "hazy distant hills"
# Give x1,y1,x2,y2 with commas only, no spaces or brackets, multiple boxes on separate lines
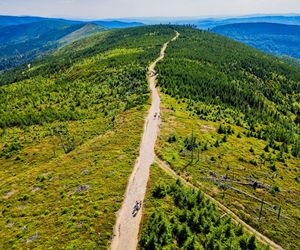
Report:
0,15,48,26
92,20,143,28
0,15,81,27
124,15,300,29
2,14,300,29
0,15,144,29
212,22,300,59
0,15,144,70
1,14,300,70
0,20,86,45
121,15,300,60
0,21,105,71
198,15,300,29
177,15,300,29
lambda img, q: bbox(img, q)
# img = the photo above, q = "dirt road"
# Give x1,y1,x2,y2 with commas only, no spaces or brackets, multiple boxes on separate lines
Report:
110,31,180,250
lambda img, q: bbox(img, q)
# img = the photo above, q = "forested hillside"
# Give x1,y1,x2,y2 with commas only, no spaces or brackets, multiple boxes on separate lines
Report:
0,15,144,29
0,15,50,27
92,20,143,28
212,22,300,59
154,26,300,249
139,164,268,249
157,27,300,154
0,25,175,248
1,24,299,249
0,21,105,71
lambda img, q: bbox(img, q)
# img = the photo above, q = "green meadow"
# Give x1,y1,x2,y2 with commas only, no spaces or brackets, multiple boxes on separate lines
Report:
0,26,176,248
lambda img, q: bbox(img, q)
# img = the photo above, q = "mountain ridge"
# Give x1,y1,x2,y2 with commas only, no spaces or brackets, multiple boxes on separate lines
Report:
0,20,105,71
0,15,144,28
212,22,300,59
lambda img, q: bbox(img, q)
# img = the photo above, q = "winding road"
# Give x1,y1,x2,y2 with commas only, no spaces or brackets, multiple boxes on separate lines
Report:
110,29,282,250
110,31,180,250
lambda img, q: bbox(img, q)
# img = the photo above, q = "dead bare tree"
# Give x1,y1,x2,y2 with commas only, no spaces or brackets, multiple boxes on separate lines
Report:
52,126,76,154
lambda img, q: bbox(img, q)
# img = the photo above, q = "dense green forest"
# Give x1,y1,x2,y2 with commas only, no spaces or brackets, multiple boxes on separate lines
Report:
140,164,269,250
0,25,176,248
155,26,300,249
157,26,300,156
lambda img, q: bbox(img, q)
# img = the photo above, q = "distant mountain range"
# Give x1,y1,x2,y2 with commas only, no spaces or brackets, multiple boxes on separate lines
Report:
118,15,300,29
136,15,300,60
212,22,300,59
0,15,144,29
0,15,144,71
0,21,104,71
196,15,300,29
126,15,300,29
1,14,300,71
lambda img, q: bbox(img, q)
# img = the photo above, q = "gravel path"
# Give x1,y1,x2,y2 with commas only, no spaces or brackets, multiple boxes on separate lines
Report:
110,29,282,250
110,31,180,250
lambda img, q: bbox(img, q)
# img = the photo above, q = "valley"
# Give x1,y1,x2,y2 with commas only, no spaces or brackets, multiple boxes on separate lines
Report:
0,24,299,249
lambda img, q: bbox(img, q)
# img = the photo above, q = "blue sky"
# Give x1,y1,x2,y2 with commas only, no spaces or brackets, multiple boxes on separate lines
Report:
0,0,300,19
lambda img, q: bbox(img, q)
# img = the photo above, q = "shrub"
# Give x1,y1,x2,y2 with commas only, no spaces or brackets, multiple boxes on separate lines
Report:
184,135,198,151
264,144,270,152
167,134,177,143
238,156,246,163
0,140,23,158
270,185,280,196
218,124,234,135
18,194,30,202
152,182,169,198
248,235,257,250
269,163,277,172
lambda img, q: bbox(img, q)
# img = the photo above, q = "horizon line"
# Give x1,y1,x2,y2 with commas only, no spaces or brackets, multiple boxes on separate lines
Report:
1,12,300,22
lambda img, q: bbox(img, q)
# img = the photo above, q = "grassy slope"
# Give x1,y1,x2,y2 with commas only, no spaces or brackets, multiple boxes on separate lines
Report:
59,23,104,45
155,27,300,249
0,25,176,248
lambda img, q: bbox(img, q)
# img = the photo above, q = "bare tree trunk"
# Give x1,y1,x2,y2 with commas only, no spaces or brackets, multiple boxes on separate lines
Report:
259,199,264,220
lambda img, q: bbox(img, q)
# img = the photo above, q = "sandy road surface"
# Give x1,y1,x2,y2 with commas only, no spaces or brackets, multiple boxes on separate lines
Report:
110,31,180,250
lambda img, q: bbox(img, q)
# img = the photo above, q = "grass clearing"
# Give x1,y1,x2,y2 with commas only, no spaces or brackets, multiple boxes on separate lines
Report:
0,107,147,249
0,25,177,248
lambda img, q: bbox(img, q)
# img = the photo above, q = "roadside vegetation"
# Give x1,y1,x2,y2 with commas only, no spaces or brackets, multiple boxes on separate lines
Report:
155,27,300,249
0,25,176,248
139,163,269,249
